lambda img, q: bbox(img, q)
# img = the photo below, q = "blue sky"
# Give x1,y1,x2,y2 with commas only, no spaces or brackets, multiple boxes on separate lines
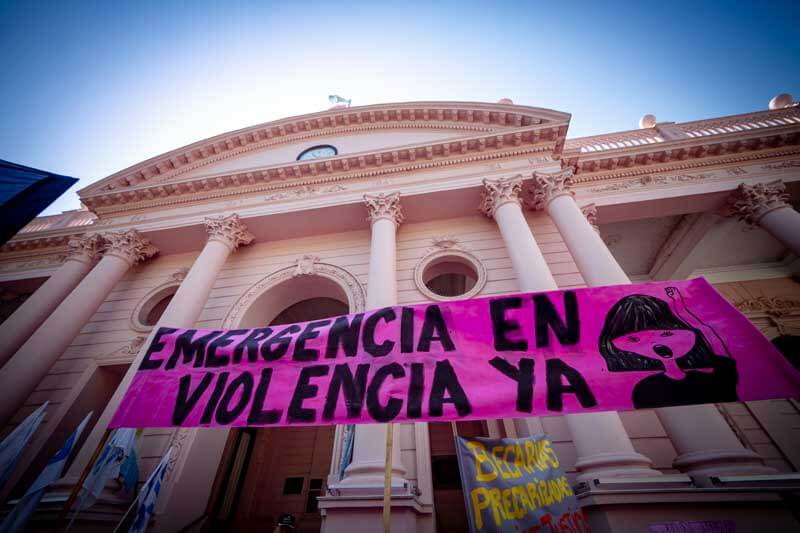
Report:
1,0,798,214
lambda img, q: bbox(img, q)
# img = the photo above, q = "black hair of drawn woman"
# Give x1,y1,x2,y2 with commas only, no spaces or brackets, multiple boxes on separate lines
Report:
599,294,738,408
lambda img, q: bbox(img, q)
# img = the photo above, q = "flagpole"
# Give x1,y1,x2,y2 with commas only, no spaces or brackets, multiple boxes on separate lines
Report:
382,423,393,533
110,491,140,533
52,428,112,532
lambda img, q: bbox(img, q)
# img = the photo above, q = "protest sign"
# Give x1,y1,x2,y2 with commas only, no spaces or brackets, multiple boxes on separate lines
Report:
110,278,800,429
455,434,589,532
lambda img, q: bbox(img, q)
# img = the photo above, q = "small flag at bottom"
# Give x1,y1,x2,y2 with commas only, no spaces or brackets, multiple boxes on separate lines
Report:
0,402,48,490
128,446,173,533
0,411,92,533
76,428,138,511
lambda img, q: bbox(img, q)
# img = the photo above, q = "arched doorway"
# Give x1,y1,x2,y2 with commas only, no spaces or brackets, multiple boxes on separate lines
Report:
210,266,363,532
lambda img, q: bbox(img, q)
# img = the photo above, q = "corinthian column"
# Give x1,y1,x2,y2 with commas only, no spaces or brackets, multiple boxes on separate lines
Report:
480,176,556,437
729,180,800,255
0,235,102,367
67,215,254,532
338,192,408,489
0,230,158,427
480,176,557,292
529,170,771,479
528,169,628,286
528,169,660,481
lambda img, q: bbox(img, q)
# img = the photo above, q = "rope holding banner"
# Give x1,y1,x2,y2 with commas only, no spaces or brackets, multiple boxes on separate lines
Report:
382,423,393,533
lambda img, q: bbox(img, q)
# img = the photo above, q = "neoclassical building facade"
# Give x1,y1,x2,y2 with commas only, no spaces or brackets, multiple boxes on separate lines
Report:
1,99,799,532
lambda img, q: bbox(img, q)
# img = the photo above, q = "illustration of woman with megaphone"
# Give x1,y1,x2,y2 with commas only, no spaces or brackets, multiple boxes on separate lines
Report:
598,286,738,408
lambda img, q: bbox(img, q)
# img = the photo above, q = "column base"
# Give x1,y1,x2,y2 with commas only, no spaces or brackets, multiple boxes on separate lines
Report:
336,459,408,494
574,451,662,482
577,474,800,533
318,492,433,533
673,448,776,477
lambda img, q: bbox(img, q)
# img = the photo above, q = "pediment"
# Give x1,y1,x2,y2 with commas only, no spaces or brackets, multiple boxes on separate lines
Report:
79,101,571,214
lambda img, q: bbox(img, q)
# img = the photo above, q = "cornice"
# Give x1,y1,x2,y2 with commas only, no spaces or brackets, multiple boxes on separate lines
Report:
1,235,72,255
80,101,570,199
82,135,562,215
564,128,800,180
570,146,800,186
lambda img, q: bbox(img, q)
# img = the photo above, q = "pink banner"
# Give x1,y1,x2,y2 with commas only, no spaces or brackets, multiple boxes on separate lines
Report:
110,279,800,428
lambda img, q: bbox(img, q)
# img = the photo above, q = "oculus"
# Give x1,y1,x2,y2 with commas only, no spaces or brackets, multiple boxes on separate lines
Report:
297,145,337,161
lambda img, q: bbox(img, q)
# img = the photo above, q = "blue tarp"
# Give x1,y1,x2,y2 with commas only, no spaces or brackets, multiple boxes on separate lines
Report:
0,160,77,246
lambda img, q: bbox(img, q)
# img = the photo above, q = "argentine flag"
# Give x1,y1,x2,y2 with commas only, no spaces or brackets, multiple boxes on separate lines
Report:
0,402,48,490
76,428,138,511
129,446,173,533
0,412,92,533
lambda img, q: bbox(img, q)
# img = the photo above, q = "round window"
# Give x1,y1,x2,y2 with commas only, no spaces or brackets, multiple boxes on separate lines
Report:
414,250,486,301
131,284,179,332
143,293,174,326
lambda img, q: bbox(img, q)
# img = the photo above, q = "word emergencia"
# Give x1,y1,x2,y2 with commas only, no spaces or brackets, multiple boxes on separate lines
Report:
110,278,800,429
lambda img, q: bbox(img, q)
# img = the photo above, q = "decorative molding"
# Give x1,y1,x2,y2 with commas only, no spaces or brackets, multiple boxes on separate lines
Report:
264,184,347,202
65,234,103,263
102,230,159,265
585,172,712,193
735,296,800,336
725,166,748,176
602,234,622,247
735,297,800,316
0,254,66,273
413,248,487,302
171,268,189,282
364,192,403,226
222,262,366,328
527,168,574,210
121,336,147,354
479,175,523,218
761,160,800,170
728,180,790,225
581,203,599,232
1,235,71,254
293,254,320,277
431,236,461,249
204,214,254,251
569,146,800,185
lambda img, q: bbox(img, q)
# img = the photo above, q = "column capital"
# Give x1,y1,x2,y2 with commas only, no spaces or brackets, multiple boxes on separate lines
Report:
205,214,255,251
581,203,599,232
526,168,575,210
102,230,159,266
66,234,104,264
364,192,403,226
728,180,791,225
479,175,523,218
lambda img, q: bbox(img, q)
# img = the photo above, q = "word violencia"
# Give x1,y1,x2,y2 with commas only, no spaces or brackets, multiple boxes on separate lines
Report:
137,292,595,426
